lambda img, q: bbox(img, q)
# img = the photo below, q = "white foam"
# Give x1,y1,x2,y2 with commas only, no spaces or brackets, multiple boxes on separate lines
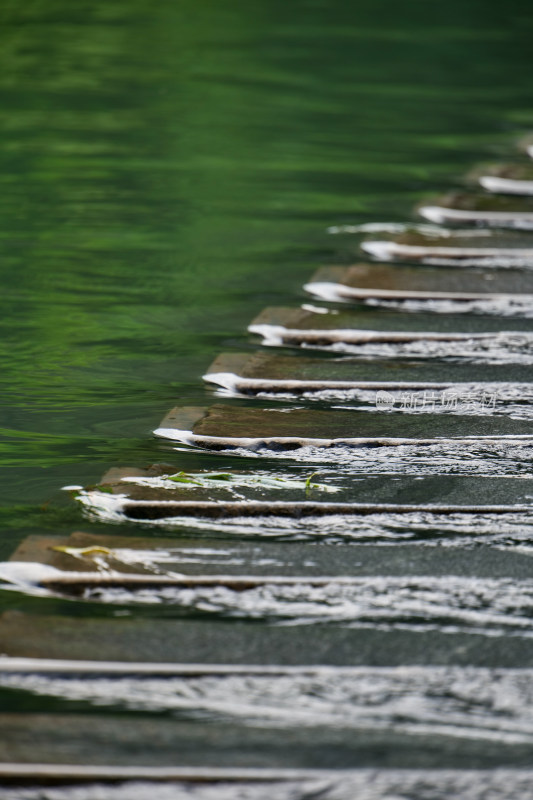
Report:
1,666,533,745
361,240,533,266
419,205,533,230
480,176,533,195
305,280,533,316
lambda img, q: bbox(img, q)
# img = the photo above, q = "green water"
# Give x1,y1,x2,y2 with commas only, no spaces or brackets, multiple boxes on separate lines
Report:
0,0,532,557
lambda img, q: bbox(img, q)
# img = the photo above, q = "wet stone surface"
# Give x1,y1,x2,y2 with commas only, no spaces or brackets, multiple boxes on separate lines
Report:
307,263,533,296
206,351,533,385
250,305,533,338
158,404,533,440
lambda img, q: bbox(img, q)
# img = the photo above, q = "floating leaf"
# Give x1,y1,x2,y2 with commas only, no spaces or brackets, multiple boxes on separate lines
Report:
51,545,114,558
163,470,340,492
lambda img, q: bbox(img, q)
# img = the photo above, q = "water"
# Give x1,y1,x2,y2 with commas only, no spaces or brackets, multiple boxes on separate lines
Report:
1,0,533,791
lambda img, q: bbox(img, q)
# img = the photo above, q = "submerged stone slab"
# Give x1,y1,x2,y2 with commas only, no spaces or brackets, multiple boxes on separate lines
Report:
249,321,524,345
249,306,533,339
0,769,532,799
8,526,533,577
250,308,508,341
418,192,533,229
2,663,533,772
5,611,533,667
245,315,533,362
469,163,533,195
304,263,533,306
71,465,533,535
361,230,533,266
7,569,533,645
10,567,533,596
0,710,532,770
79,500,533,524
154,404,533,451
0,712,449,769
204,354,533,409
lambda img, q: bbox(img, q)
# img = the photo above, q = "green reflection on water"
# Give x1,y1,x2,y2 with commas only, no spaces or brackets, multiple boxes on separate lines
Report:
0,0,531,522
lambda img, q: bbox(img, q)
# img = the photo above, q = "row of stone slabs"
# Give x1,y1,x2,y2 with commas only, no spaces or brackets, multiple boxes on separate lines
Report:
3,156,533,790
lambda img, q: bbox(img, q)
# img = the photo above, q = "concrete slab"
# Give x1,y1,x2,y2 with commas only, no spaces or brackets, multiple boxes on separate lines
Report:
204,353,533,398
154,405,533,450
304,263,533,307
469,162,533,195
361,230,533,266
419,191,533,228
3,611,533,667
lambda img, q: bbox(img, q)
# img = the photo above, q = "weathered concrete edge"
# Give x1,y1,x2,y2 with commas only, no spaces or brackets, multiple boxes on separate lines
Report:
0,764,532,785
304,280,527,302
247,323,512,344
31,565,533,592
153,410,533,451
0,763,343,784
203,370,533,395
2,657,531,676
419,205,533,226
480,176,533,195
361,240,533,262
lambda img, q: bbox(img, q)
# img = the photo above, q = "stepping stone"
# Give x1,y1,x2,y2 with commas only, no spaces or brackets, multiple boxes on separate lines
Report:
0,767,531,797
0,711,443,769
0,763,328,789
361,230,533,266
154,404,533,451
2,661,533,769
247,313,533,355
9,565,533,591
67,467,533,536
5,569,533,643
470,162,533,195
304,263,533,306
204,354,533,410
250,304,533,336
9,528,533,577
75,492,533,525
4,610,533,667
0,708,530,770
418,191,533,229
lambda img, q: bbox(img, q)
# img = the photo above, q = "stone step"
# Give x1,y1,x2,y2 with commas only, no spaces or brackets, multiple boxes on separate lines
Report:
5,536,530,580
8,530,533,575
204,352,533,401
1,660,533,768
72,477,533,536
0,711,530,770
252,299,533,334
304,263,533,309
9,520,531,580
469,162,533,195
154,404,533,452
0,766,532,797
3,611,533,667
361,229,533,266
418,191,533,228
77,495,533,523
4,568,533,641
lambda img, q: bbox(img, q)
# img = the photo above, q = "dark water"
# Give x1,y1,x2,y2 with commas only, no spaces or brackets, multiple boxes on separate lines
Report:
1,0,533,786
